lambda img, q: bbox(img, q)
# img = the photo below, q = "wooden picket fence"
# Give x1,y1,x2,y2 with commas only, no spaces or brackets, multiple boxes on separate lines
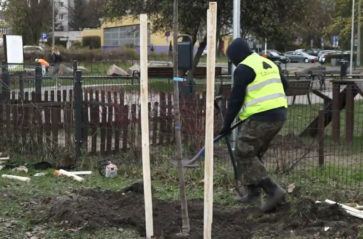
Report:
82,89,176,154
0,87,217,155
0,89,74,150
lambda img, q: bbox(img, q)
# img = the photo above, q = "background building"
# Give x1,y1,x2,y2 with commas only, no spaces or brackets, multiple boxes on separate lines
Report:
56,0,74,32
82,16,173,52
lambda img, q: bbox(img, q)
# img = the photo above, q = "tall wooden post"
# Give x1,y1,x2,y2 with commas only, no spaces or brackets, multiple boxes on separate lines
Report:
204,2,217,239
139,14,154,239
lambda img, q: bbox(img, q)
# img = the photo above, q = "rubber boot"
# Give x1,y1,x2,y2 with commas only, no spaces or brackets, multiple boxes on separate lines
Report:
235,185,261,206
259,177,286,213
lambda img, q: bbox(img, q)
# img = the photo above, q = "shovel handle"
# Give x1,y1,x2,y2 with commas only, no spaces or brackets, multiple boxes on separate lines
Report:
186,120,243,165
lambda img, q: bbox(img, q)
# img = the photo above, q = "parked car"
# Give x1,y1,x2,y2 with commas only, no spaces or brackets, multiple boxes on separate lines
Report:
260,50,290,63
284,51,317,63
318,50,342,64
305,48,321,56
23,45,45,58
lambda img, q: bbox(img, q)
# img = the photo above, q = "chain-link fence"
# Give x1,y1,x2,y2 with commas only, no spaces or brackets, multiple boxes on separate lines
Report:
0,62,362,189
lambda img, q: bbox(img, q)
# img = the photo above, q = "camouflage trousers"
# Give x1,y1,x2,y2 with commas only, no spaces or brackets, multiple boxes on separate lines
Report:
235,119,285,186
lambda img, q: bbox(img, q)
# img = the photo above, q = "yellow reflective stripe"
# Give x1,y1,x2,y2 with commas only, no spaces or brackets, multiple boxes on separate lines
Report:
244,93,286,107
247,78,282,93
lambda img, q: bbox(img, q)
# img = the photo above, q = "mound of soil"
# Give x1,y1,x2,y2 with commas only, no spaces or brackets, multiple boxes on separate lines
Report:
45,184,361,238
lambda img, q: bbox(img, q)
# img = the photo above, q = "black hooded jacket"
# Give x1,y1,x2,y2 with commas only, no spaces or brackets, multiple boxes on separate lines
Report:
221,38,288,133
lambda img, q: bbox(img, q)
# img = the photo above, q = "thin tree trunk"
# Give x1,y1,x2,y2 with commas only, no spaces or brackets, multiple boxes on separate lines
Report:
173,0,190,235
187,35,207,81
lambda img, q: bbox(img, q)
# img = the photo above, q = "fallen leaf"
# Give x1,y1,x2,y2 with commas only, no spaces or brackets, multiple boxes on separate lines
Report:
287,183,296,193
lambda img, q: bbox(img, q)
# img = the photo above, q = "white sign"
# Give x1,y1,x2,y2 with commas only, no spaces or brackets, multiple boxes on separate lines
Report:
4,35,24,71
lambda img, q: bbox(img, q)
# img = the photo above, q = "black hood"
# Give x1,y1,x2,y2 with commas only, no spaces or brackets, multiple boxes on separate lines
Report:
226,38,253,66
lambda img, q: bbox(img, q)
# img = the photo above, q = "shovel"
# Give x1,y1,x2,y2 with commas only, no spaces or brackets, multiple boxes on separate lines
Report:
169,118,243,167
183,96,243,168
170,96,242,167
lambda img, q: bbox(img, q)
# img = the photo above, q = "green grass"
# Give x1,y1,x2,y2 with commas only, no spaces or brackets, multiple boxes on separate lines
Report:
284,163,363,189
281,103,322,135
282,100,363,141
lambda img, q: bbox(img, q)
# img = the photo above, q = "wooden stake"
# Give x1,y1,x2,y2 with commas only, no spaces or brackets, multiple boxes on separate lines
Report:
2,174,31,182
139,13,154,239
204,2,217,239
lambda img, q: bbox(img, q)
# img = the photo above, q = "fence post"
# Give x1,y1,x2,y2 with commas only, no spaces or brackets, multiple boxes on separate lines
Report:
19,74,24,101
318,110,325,166
332,81,340,143
73,60,77,76
345,83,354,145
35,63,42,102
1,61,9,103
74,70,83,161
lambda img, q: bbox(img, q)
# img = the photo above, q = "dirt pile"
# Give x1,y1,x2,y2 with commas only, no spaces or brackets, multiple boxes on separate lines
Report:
44,186,362,239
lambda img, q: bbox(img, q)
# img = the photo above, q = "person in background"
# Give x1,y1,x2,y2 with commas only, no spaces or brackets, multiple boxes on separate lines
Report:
220,38,289,213
35,58,50,76
50,47,62,75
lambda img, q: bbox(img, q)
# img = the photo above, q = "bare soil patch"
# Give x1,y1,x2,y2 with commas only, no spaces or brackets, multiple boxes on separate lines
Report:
41,183,362,238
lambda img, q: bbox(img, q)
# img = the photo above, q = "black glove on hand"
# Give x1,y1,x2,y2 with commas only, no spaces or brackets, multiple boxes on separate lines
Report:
219,125,231,136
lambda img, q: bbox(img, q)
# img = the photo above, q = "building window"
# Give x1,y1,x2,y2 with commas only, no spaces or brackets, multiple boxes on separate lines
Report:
104,25,149,48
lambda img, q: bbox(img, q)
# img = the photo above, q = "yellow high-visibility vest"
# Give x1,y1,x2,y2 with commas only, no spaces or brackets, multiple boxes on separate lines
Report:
238,53,287,120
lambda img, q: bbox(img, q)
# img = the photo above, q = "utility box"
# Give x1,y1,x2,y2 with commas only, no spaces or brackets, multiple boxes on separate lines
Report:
178,41,193,70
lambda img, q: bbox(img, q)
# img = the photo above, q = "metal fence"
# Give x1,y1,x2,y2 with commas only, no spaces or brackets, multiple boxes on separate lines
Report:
0,62,362,189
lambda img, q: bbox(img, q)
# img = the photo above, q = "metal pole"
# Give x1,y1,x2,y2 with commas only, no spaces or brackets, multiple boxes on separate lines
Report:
358,0,361,66
231,0,241,148
233,0,241,40
52,0,55,49
232,0,241,79
350,0,355,75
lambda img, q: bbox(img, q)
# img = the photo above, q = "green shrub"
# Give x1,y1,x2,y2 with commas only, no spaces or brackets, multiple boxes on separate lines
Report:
103,47,138,60
82,36,101,49
149,51,169,60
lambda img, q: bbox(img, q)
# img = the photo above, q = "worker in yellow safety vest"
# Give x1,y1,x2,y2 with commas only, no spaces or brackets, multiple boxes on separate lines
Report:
219,38,289,213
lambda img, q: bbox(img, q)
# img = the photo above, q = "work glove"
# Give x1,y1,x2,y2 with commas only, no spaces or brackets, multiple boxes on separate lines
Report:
219,125,232,136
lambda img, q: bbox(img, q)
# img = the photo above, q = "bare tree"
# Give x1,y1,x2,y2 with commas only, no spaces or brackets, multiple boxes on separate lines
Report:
3,0,52,44
69,0,105,30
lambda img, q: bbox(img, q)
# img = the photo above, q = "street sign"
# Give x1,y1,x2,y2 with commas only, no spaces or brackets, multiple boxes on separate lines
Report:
41,33,48,40
332,35,339,48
